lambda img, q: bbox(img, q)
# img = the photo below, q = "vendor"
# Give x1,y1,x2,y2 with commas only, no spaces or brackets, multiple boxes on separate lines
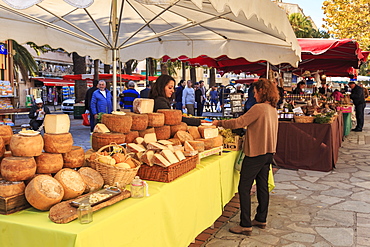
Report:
292,81,305,95
29,98,51,131
149,75,201,126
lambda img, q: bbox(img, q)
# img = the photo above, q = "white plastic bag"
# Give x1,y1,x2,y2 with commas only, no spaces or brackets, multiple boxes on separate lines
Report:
182,108,188,114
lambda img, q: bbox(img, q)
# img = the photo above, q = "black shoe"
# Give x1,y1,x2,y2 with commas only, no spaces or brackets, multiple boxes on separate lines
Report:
351,128,362,132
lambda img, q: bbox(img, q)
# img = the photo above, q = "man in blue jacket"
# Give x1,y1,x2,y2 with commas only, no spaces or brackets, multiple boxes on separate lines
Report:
90,80,113,128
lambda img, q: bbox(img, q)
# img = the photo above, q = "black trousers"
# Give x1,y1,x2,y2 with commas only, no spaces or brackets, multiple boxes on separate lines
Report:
239,153,273,227
30,120,43,131
196,101,203,116
355,103,365,130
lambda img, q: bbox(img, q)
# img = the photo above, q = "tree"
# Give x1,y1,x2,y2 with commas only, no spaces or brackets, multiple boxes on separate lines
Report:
11,40,38,80
288,13,314,38
323,1,370,50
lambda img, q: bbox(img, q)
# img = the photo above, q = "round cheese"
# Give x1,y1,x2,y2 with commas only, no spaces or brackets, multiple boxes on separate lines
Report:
187,126,201,140
154,125,171,140
170,122,188,137
25,175,64,211
101,114,132,133
187,140,205,152
127,113,148,131
43,133,73,154
10,134,44,157
125,131,139,143
91,132,126,151
0,136,5,158
54,168,86,200
157,109,182,125
0,125,13,145
174,130,194,144
0,180,25,197
1,156,37,181
35,153,63,174
62,146,85,168
147,113,165,127
196,135,223,149
138,127,155,138
78,167,104,193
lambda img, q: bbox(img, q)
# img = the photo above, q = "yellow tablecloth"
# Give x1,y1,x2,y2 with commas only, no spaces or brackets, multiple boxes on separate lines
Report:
0,151,240,247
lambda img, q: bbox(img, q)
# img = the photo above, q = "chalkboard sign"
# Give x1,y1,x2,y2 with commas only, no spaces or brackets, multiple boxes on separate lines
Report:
230,93,243,114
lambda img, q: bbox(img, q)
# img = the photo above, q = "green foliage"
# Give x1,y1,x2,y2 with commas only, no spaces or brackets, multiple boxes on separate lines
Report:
12,40,38,78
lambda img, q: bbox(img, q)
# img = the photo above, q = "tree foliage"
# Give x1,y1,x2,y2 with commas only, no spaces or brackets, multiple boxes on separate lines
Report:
323,0,370,50
11,40,38,79
288,13,330,38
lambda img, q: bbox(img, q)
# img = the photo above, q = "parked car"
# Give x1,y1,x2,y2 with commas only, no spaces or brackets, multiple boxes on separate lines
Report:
61,98,75,114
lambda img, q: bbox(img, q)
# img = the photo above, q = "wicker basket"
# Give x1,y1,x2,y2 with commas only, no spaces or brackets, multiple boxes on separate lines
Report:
294,115,315,123
136,155,198,183
93,143,141,188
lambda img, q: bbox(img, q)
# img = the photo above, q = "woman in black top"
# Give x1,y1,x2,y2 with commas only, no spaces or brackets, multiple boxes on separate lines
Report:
149,75,201,126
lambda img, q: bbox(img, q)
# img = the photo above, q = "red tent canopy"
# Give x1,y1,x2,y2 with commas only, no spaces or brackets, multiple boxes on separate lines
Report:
63,74,158,81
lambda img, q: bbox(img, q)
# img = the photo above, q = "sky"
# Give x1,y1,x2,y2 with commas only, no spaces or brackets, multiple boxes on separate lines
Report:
286,0,325,29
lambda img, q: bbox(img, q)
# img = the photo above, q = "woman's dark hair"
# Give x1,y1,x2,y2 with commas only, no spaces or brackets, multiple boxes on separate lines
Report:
149,74,175,99
178,80,185,86
297,81,306,87
254,78,279,108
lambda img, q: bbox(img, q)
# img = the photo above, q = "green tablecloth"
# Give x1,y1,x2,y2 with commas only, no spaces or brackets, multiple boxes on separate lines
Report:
0,151,240,247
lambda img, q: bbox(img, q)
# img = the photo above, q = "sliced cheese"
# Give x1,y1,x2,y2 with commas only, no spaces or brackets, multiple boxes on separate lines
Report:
166,144,174,152
198,125,217,138
127,143,146,153
152,153,171,167
174,150,186,161
93,123,110,133
188,140,205,152
203,128,219,139
146,142,168,150
135,137,145,145
174,130,194,144
140,150,155,166
44,114,70,134
144,133,157,144
133,98,154,114
161,149,179,164
184,141,195,151
158,140,174,145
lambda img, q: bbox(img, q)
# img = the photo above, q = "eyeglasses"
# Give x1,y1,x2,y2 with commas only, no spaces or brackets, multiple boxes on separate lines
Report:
36,103,43,105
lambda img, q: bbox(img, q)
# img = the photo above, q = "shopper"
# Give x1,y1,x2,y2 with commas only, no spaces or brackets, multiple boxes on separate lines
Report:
120,81,139,111
199,80,206,115
349,81,365,132
331,89,344,102
84,79,98,132
175,80,185,110
209,86,218,112
149,75,200,126
140,83,151,98
182,80,195,115
195,82,202,116
292,81,306,94
212,78,279,235
244,83,257,113
29,98,51,131
90,80,113,127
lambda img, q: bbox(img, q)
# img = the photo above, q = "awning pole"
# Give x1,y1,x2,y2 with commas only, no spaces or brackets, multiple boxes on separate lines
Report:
112,49,117,111
266,62,270,79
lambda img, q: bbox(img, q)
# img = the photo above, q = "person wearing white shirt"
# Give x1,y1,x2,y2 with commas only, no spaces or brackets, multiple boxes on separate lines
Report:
182,80,195,115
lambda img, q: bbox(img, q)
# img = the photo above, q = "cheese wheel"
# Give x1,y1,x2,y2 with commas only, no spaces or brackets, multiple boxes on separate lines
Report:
10,134,44,157
187,140,205,152
0,125,13,145
125,131,139,143
168,138,182,146
0,136,5,158
24,173,52,186
188,126,201,140
43,133,73,154
35,153,63,174
62,146,85,168
174,130,194,144
78,167,104,193
170,122,188,137
91,132,126,151
147,113,165,127
0,180,25,197
154,125,171,140
54,168,86,200
101,114,132,133
44,114,70,134
1,156,36,181
196,135,223,149
198,125,217,138
138,127,155,138
157,109,182,125
25,175,64,211
133,98,154,114
125,113,149,131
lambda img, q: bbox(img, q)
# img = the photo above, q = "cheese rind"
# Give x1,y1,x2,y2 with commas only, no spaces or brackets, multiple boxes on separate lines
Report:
0,180,25,197
140,150,155,166
184,141,195,151
44,114,70,134
188,140,205,152
133,98,154,114
54,168,86,200
35,153,63,174
187,127,201,139
10,134,44,157
152,154,171,167
101,114,132,133
138,127,155,138
147,113,165,127
78,167,104,193
43,133,73,154
62,146,85,168
127,113,148,131
125,131,139,143
0,125,13,145
1,156,37,181
170,122,188,137
91,132,126,151
146,142,168,150
127,143,146,153
174,130,194,144
157,109,182,125
154,125,171,140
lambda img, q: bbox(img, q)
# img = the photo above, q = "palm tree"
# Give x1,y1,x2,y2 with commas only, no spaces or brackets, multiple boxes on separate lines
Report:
11,40,38,80
288,13,314,38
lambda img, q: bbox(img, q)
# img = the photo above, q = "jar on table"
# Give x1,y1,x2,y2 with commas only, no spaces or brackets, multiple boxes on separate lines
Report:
78,203,93,224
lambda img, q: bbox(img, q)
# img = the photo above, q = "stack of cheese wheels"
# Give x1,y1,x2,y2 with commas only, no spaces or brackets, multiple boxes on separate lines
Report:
54,168,86,200
25,175,64,211
35,153,63,174
43,133,73,154
101,114,132,133
62,146,85,168
154,125,171,140
0,156,37,181
92,132,126,151
9,134,44,157
0,125,13,145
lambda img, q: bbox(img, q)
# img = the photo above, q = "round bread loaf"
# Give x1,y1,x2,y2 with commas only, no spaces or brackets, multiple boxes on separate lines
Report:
54,168,86,200
78,167,104,193
147,113,165,127
62,146,85,168
43,133,73,154
10,134,44,157
25,175,64,211
1,156,37,181
35,153,63,174
157,109,182,125
0,125,13,145
0,180,25,197
101,114,132,133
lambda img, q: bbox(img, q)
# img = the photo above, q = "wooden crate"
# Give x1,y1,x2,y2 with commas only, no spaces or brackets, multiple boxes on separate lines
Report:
223,136,243,151
0,193,30,215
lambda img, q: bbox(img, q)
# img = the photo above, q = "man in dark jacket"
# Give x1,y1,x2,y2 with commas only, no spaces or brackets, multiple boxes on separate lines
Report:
140,83,151,98
29,98,51,131
120,81,139,111
175,80,185,110
84,80,98,131
349,81,365,132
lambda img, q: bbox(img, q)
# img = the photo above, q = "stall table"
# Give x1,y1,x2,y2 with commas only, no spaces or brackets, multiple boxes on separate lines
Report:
0,151,240,247
275,112,343,172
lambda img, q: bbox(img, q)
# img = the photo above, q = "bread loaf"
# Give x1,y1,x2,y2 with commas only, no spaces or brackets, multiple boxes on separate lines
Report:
125,131,139,143
133,98,154,114
138,127,155,138
101,114,132,133
0,180,25,197
188,126,201,139
43,133,73,154
44,114,70,134
154,125,171,140
54,168,86,200
78,167,104,193
170,122,188,137
174,130,194,144
91,132,126,151
10,134,44,157
0,125,13,145
25,175,64,211
157,109,182,125
147,112,165,127
62,146,85,168
127,113,148,131
1,156,37,181
35,153,63,174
